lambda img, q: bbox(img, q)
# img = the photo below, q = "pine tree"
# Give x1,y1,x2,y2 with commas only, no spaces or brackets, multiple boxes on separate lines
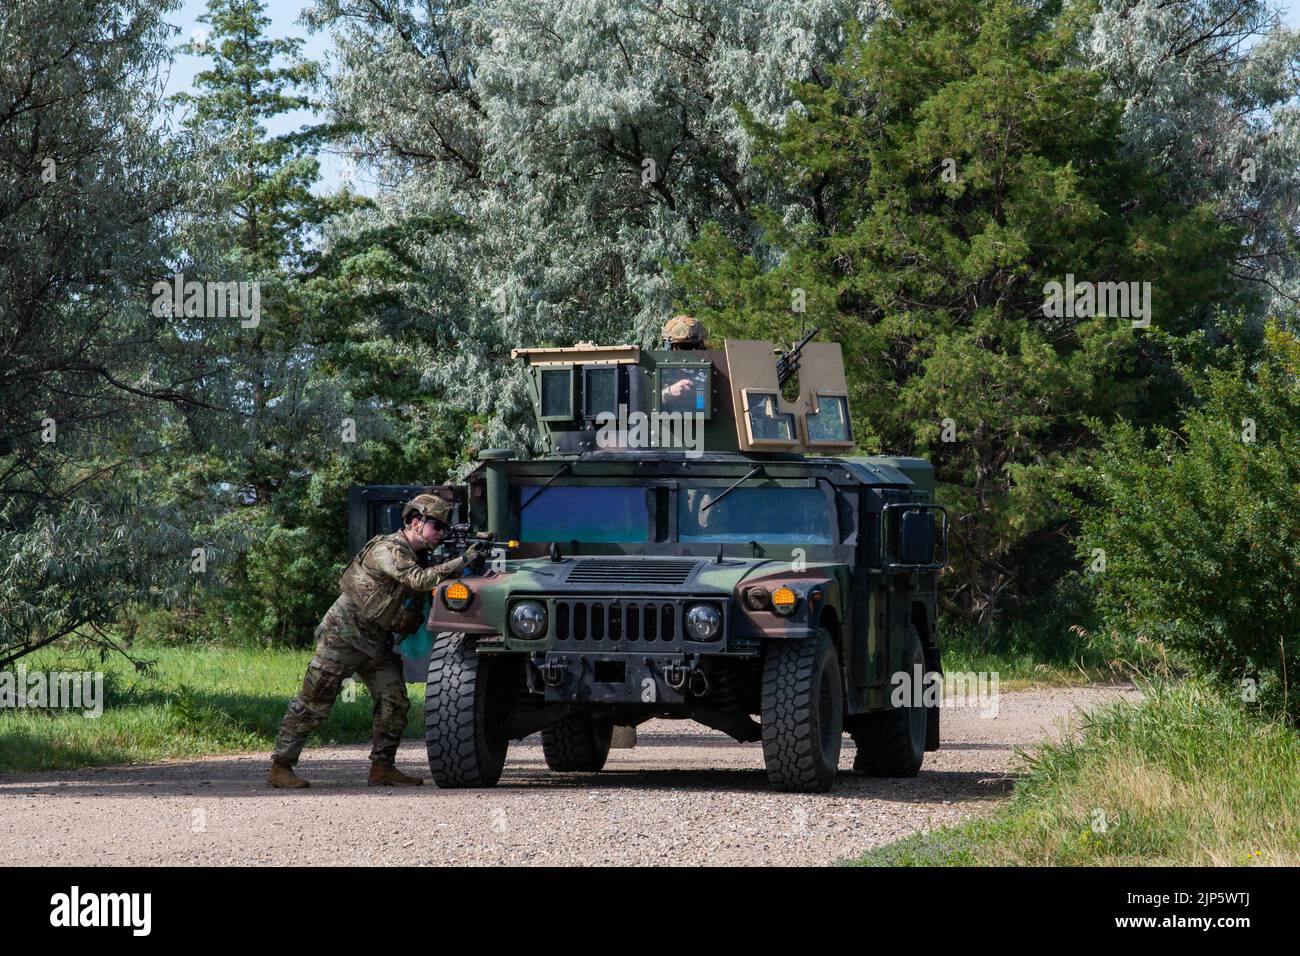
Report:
155,0,366,642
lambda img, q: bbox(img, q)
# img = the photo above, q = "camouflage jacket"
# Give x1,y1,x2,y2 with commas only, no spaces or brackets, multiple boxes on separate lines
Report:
333,532,465,656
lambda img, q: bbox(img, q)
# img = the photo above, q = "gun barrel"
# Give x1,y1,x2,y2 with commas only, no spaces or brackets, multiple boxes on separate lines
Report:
776,327,820,386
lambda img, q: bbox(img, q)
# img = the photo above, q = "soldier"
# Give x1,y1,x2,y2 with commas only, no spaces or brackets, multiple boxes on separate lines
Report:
661,313,708,351
267,494,487,789
660,314,710,416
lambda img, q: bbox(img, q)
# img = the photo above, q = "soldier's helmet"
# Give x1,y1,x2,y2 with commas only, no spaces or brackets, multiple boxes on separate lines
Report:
402,493,451,525
662,314,708,349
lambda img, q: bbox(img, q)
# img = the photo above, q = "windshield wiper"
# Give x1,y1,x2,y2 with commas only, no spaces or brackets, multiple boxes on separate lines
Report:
514,462,573,517
700,465,766,514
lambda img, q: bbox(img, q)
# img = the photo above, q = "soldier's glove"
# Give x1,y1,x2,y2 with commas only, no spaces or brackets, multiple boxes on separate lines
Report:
465,540,490,573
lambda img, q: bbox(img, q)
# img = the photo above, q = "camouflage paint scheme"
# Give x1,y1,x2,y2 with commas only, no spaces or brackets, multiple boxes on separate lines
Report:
428,451,941,734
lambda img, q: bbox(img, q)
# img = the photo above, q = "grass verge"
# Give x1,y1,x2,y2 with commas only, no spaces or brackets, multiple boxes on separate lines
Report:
0,643,425,773
852,681,1299,866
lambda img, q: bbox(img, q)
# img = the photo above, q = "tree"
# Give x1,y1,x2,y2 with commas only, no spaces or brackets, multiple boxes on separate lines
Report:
675,0,1245,622
0,0,204,665
152,0,471,644
305,0,878,453
1086,0,1300,316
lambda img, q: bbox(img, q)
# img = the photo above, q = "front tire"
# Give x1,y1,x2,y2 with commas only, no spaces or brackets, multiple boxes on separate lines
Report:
541,716,613,772
424,633,510,787
760,632,844,792
852,627,928,777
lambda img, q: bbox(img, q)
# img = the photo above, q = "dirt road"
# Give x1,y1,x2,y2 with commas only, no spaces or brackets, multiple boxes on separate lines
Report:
1,685,1134,866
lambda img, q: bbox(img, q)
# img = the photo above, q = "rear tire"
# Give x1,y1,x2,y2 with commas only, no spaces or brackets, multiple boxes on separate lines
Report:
760,632,843,792
852,627,928,777
424,633,511,787
541,716,613,772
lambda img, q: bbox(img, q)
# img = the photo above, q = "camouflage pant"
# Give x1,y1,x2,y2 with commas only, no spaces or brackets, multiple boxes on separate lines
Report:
271,629,410,768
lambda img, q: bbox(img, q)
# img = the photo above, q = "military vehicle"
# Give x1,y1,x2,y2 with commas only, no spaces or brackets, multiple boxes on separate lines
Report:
348,334,947,792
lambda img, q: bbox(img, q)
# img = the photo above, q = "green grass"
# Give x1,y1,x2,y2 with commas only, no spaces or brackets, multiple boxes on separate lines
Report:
853,681,1300,866
0,643,425,773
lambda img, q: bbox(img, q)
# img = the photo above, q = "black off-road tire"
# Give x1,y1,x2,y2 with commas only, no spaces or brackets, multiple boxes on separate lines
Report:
424,633,510,788
760,632,844,792
852,627,928,777
541,716,613,772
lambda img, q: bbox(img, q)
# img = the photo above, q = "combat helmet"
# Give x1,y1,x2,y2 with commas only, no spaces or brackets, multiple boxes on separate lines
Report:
662,314,708,350
402,493,451,524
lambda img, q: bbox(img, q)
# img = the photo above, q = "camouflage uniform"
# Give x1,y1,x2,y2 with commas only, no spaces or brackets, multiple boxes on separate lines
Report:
271,517,465,769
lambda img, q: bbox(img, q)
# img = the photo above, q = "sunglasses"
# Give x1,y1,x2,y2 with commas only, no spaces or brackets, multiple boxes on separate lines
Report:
424,517,449,534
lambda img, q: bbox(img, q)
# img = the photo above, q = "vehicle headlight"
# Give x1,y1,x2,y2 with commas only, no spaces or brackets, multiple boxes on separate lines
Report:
509,600,546,638
685,603,722,640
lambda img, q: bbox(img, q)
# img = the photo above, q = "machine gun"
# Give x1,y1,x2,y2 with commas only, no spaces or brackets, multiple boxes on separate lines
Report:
775,327,820,387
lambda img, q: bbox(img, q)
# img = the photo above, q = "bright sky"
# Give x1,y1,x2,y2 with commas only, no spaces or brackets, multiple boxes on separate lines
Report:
163,0,1300,196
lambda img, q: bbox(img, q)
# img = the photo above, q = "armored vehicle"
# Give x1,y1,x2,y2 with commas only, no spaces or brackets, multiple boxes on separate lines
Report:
348,335,946,792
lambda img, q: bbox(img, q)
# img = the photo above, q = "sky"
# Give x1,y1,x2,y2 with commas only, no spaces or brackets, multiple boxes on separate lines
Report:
164,0,1300,195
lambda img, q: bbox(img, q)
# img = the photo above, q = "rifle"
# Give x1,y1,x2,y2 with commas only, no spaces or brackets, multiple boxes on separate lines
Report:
444,523,517,573
775,327,819,387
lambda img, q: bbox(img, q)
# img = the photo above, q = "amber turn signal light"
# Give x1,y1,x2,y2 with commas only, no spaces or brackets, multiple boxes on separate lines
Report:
444,581,471,611
771,586,798,615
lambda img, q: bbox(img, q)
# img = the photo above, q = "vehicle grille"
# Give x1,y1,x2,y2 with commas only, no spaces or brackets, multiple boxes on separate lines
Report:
552,599,683,645
561,558,699,587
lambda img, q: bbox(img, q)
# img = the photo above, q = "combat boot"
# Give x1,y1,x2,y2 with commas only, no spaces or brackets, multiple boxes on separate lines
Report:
267,760,310,789
368,762,424,787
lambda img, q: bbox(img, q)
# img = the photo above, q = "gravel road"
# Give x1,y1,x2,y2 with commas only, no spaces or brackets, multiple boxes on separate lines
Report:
1,685,1135,866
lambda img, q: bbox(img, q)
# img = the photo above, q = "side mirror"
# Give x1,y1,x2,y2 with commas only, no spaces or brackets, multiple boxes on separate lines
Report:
899,510,936,565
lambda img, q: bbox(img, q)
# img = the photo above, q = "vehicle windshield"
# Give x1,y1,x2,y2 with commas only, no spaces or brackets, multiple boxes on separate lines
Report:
518,485,649,542
678,486,835,544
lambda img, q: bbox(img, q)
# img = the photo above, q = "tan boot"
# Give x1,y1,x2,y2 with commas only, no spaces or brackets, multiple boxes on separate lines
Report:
267,761,310,789
368,762,424,787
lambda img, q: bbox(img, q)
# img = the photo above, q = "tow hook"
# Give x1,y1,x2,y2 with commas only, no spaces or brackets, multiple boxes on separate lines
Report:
663,659,688,690
541,657,567,687
688,667,711,697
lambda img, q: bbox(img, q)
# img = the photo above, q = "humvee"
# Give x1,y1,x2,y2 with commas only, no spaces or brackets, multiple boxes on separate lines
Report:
348,336,947,792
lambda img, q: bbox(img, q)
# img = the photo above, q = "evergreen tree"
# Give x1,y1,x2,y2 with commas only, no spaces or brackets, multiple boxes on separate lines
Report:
676,0,1245,622
154,0,465,644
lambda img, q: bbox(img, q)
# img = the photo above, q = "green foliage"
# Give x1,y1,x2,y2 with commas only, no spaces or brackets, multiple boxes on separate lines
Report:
0,0,203,664
676,0,1243,622
1079,320,1300,717
854,682,1300,865
304,0,878,452
143,0,473,646
937,578,1166,684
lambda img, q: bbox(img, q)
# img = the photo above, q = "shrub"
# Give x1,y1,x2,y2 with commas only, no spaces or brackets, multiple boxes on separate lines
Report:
1078,321,1300,718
